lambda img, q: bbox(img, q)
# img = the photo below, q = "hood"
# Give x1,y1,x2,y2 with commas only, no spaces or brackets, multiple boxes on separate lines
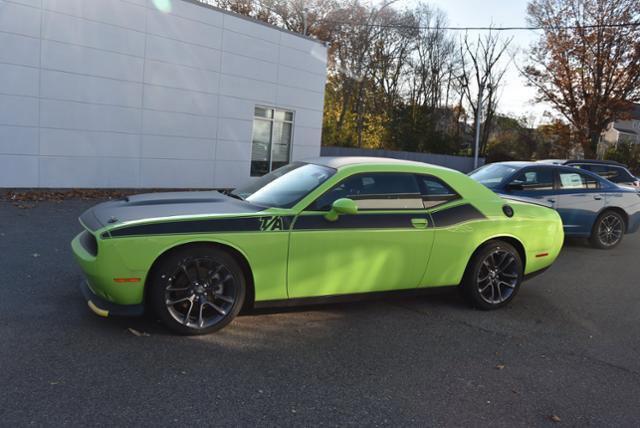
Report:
79,191,263,231
498,194,554,209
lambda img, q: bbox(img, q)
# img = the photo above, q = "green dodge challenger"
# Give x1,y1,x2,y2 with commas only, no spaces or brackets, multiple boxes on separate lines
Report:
72,157,564,335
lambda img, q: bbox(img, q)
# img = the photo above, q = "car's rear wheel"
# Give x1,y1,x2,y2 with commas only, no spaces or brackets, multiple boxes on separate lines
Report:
149,245,246,335
590,210,625,249
461,240,523,310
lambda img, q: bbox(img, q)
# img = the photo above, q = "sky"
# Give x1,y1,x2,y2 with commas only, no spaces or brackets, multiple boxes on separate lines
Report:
400,0,551,123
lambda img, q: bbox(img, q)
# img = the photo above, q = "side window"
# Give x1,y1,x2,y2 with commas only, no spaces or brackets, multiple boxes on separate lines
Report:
558,171,599,190
310,173,422,211
417,175,459,208
509,168,554,191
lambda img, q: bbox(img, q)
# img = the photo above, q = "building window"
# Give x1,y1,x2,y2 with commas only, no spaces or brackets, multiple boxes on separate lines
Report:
250,106,294,176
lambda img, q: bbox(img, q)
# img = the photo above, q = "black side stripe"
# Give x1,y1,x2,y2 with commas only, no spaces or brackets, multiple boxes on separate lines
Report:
107,216,294,238
293,213,430,230
430,203,485,228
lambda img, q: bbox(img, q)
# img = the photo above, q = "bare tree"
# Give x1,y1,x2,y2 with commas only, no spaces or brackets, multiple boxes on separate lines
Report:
459,30,512,156
524,0,640,157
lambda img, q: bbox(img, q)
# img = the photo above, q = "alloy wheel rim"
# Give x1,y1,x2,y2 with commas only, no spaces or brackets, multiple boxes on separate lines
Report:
164,257,237,329
477,249,518,305
598,215,623,246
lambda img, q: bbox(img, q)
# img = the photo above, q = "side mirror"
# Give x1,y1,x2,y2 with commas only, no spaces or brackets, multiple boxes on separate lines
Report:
506,182,524,191
324,198,358,221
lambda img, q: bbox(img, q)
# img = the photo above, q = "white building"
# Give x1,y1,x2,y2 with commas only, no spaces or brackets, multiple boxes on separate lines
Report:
0,0,327,188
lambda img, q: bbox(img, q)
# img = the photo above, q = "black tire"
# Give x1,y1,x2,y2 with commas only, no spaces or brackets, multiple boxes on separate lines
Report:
589,210,626,249
460,240,523,310
149,245,246,335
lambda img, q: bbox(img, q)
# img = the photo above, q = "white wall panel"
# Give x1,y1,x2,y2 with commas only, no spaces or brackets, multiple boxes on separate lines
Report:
39,156,140,187
143,60,219,93
292,108,324,129
145,34,221,72
279,45,326,75
42,40,145,82
214,160,252,188
143,85,218,116
219,74,276,103
42,11,146,57
293,126,323,145
83,0,146,30
0,126,39,155
41,70,143,108
0,155,38,187
0,0,326,188
215,140,252,162
158,0,223,27
141,135,215,160
217,96,254,121
221,31,279,63
217,118,252,142
278,65,325,94
0,1,41,37
0,95,39,127
0,63,39,97
223,13,280,44
147,10,223,50
142,110,217,139
276,85,324,111
0,33,40,67
39,129,140,157
221,51,277,83
43,0,83,16
291,144,321,161
40,99,141,133
140,158,214,187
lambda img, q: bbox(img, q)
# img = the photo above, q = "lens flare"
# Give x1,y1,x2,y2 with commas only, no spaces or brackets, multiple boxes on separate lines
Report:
152,0,172,13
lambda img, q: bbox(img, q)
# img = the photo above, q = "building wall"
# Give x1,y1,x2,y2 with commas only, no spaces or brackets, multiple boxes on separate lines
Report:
0,0,327,188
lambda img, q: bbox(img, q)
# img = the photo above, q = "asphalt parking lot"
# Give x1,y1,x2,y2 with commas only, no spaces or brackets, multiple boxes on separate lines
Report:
1,199,639,426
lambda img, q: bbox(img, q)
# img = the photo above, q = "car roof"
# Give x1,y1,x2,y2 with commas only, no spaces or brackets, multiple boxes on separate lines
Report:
303,156,441,170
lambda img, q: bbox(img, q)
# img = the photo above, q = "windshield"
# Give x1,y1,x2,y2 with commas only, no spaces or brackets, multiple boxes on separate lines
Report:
231,162,336,208
469,164,518,188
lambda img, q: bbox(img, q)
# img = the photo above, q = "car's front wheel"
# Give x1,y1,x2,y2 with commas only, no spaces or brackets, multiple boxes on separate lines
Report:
149,245,246,335
590,210,625,249
461,240,523,310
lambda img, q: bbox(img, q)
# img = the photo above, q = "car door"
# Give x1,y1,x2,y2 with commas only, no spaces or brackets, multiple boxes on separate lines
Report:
554,169,605,235
287,172,434,298
503,166,557,204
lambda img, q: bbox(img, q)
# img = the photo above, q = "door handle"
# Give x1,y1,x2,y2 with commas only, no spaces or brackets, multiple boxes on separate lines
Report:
547,198,556,203
411,218,429,229
593,195,602,200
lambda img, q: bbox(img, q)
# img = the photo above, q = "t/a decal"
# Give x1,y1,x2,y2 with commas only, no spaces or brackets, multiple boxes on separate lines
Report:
259,216,284,231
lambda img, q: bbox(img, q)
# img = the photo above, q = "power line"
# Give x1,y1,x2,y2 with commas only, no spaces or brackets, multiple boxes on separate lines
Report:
315,20,640,31
216,0,640,32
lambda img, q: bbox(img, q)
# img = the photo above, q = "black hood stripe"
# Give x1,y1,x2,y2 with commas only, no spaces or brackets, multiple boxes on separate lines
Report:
430,203,485,227
293,213,430,230
107,216,294,238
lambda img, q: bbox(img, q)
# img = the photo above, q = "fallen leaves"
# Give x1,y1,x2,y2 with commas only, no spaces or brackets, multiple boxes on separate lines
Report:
127,328,150,337
549,414,561,423
495,363,506,370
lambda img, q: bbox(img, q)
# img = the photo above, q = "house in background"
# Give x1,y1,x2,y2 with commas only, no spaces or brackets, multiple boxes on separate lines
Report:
598,103,640,157
0,0,327,188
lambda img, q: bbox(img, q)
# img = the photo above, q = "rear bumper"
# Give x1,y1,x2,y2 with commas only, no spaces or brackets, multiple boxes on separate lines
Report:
80,279,144,318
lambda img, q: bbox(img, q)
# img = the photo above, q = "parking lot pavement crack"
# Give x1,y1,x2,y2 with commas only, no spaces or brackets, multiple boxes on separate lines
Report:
387,302,515,339
563,351,640,381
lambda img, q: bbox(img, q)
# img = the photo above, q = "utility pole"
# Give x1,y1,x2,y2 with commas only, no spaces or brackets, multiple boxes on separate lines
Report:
473,82,485,170
302,7,308,36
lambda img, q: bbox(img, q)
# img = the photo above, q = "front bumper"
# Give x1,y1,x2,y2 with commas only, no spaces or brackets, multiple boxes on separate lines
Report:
80,280,144,318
